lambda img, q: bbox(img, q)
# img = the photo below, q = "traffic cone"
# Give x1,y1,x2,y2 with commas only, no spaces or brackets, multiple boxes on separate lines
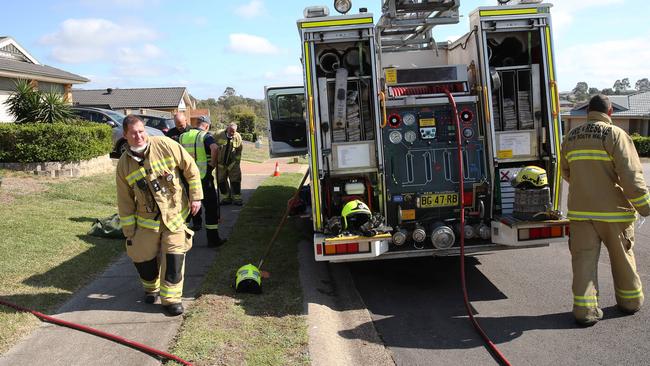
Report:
272,162,281,177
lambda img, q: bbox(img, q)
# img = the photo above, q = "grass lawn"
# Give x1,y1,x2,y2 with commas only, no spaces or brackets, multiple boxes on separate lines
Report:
170,173,310,366
0,171,122,353
241,140,270,163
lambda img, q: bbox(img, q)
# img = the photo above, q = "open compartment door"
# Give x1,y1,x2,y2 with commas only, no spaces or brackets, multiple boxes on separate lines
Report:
265,85,308,158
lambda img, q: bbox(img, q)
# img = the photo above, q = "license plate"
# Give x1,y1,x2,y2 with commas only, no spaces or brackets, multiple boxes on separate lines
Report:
420,193,459,208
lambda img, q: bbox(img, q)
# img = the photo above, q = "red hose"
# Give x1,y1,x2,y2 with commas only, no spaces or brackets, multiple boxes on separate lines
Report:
444,89,512,366
0,298,193,366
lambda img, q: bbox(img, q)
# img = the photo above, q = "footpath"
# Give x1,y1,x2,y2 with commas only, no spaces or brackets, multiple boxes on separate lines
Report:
0,159,306,366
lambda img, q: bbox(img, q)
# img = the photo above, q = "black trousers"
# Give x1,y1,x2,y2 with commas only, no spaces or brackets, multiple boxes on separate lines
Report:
191,171,220,240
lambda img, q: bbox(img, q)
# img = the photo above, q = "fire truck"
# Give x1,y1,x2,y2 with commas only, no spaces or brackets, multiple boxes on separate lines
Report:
265,0,568,262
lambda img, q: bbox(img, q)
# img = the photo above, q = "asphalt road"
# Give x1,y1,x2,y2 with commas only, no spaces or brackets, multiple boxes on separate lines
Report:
343,163,650,365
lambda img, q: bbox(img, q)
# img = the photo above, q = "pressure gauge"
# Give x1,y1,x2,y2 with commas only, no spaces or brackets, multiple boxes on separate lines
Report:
462,127,474,139
389,130,403,144
402,113,416,126
404,130,417,143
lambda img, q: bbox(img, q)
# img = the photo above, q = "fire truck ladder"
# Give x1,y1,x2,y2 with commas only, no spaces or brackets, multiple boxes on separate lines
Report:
378,0,460,52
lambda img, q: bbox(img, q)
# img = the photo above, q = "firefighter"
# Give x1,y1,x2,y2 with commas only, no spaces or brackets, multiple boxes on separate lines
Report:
561,94,649,326
165,112,190,142
215,122,244,205
116,115,203,316
179,116,226,247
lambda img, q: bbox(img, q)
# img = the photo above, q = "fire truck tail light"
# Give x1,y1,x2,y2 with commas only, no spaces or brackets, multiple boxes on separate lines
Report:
325,244,336,255
316,243,323,255
323,241,371,255
519,226,565,241
550,226,563,237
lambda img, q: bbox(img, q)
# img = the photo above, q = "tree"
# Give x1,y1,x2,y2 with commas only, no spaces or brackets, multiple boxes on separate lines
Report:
601,88,615,95
229,109,256,134
621,78,631,92
222,87,236,97
614,78,631,94
635,78,650,92
588,87,600,95
572,82,589,101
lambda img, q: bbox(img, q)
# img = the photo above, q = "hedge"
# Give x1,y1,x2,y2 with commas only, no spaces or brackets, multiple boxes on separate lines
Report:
240,132,258,142
631,134,650,157
0,122,113,163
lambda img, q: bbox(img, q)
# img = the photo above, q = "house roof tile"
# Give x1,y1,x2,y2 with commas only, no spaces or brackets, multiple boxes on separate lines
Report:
71,87,187,109
0,57,89,83
562,91,650,118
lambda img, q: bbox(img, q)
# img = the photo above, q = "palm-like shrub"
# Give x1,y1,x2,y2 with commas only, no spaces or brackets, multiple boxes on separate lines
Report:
4,79,73,123
5,79,41,123
39,89,74,123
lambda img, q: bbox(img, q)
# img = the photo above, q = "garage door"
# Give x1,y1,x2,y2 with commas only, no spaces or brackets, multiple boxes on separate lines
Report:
0,91,15,122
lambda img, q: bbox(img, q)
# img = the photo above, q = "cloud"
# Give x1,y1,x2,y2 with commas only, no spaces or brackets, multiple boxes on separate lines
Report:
40,18,158,63
263,65,304,82
235,0,265,19
551,0,624,31
227,33,279,55
557,35,650,91
117,44,163,64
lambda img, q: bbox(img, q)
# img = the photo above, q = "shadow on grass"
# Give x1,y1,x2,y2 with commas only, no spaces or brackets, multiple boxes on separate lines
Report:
198,181,309,318
0,293,70,315
23,235,121,292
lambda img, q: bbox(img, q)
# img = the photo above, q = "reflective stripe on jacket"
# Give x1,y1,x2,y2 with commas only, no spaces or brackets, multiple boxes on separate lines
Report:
179,129,208,179
116,136,203,237
561,111,650,222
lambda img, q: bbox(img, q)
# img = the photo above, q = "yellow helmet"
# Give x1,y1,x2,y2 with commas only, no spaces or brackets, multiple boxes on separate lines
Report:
234,263,262,294
341,199,371,230
514,166,548,188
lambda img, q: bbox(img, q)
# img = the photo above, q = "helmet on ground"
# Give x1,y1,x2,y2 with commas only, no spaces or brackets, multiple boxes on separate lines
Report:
341,199,371,230
513,166,548,188
234,263,262,294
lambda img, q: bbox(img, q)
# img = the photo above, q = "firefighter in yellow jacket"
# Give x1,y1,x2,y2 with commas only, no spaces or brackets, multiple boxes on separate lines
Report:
116,115,203,316
215,122,243,205
561,94,649,326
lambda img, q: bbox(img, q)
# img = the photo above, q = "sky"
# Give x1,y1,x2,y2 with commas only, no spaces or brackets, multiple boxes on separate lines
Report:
3,0,649,99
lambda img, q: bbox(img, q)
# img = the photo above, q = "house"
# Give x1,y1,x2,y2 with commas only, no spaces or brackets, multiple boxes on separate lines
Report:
562,92,650,136
0,36,89,122
190,108,210,126
72,87,195,117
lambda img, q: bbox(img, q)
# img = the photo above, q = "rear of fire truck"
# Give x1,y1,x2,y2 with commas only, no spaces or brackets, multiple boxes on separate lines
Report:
265,0,569,262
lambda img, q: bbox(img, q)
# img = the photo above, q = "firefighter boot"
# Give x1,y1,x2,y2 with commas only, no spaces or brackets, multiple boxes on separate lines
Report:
144,292,159,304
207,228,227,248
219,180,232,205
576,308,603,327
232,181,243,206
164,303,184,316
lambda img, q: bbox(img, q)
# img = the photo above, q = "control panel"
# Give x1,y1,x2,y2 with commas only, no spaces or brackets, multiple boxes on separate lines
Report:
381,99,487,226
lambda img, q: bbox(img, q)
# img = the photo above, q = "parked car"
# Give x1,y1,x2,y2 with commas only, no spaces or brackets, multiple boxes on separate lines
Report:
71,107,164,156
134,114,175,134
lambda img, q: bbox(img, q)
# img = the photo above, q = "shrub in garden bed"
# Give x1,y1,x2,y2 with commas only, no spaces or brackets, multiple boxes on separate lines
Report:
0,122,112,163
